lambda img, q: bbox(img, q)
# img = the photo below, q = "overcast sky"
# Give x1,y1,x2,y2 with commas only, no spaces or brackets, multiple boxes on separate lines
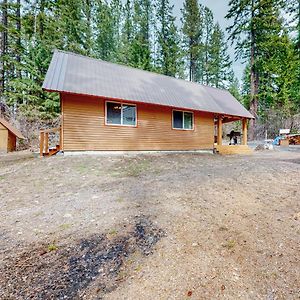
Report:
172,0,245,80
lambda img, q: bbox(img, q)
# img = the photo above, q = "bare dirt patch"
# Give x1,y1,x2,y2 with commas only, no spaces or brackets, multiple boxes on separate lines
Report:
1,150,299,299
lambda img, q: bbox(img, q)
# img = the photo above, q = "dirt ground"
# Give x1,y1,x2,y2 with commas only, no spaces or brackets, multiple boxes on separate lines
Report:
0,148,299,299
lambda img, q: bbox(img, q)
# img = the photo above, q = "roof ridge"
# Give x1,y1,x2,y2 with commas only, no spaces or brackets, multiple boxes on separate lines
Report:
54,49,227,92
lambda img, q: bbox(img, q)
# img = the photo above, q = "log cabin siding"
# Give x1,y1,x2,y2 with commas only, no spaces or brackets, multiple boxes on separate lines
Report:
0,124,8,152
61,93,215,151
7,131,16,152
0,124,16,152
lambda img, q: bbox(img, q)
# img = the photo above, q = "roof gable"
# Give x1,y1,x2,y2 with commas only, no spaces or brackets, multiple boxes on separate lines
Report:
43,50,253,119
0,117,24,139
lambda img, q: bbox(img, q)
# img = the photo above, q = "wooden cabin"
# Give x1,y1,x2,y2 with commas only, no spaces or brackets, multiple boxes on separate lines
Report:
41,50,254,156
0,117,24,153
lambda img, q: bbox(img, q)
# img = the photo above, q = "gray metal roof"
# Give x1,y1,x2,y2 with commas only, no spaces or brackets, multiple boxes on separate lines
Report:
43,50,253,119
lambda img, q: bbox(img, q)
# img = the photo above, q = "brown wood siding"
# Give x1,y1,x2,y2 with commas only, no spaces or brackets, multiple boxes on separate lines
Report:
7,131,16,152
62,93,215,151
0,125,8,152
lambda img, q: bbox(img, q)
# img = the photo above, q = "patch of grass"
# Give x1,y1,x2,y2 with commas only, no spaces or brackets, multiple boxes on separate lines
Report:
33,211,43,218
59,223,71,230
111,159,151,178
108,229,118,236
223,240,236,249
76,165,88,173
134,265,142,272
0,175,5,180
117,270,128,280
111,171,122,177
47,243,58,252
128,160,150,177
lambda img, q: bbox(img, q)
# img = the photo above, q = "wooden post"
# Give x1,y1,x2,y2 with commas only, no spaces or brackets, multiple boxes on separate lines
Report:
45,132,49,154
59,126,62,151
242,118,248,145
217,117,223,145
40,131,44,157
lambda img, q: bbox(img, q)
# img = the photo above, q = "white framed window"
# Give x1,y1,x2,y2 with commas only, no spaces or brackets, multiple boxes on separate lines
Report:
105,101,137,127
172,110,194,130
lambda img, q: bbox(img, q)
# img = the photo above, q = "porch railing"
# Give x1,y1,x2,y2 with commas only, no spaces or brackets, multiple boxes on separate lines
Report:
39,127,62,157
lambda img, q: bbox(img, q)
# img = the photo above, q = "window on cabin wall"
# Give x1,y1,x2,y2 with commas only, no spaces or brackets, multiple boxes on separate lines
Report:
172,110,194,130
106,101,136,126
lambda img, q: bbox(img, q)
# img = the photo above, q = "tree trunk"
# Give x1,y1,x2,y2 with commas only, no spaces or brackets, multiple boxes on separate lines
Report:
297,0,300,51
0,0,8,94
248,0,258,141
39,0,45,38
189,40,192,81
16,0,21,78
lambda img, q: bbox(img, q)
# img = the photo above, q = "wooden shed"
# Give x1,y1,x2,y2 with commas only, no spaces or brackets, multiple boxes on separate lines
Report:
41,50,254,155
0,117,24,153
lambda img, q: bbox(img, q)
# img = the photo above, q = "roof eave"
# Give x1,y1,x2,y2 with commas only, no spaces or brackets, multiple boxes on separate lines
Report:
45,89,254,120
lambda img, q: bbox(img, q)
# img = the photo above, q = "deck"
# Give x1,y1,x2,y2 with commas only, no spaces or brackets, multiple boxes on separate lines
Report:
215,144,253,155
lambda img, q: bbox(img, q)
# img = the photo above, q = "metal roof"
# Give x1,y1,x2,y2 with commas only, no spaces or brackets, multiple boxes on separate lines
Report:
0,117,24,139
43,50,253,119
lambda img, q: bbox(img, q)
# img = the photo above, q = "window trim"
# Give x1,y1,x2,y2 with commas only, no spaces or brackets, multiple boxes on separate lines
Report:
105,101,137,127
172,109,194,131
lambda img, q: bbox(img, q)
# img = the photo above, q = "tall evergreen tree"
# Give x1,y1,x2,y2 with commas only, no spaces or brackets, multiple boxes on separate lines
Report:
110,0,123,62
226,0,284,139
207,23,232,88
118,0,133,64
228,73,242,102
94,0,115,60
202,6,213,85
130,0,153,70
155,0,183,77
82,0,95,56
58,0,87,54
0,0,8,94
181,0,202,82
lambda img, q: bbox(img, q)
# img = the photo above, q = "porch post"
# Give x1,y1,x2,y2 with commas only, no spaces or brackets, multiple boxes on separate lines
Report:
242,118,248,145
217,117,223,145
40,131,44,157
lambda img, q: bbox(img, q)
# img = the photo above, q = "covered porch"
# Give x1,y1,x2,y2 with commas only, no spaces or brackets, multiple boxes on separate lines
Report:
214,115,253,155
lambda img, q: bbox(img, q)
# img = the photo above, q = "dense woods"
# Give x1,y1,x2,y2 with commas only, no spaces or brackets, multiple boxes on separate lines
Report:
0,0,299,139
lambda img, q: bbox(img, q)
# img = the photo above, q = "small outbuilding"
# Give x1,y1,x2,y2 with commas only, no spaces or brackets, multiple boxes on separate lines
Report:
0,117,24,153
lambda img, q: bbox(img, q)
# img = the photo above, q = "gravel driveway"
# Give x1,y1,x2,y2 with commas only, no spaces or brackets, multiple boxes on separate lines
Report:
1,149,299,299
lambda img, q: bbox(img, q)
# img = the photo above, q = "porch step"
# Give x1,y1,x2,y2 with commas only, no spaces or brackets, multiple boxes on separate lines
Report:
215,145,253,155
43,145,60,157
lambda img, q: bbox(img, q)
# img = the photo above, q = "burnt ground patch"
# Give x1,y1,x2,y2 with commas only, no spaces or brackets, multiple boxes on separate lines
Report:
0,216,164,299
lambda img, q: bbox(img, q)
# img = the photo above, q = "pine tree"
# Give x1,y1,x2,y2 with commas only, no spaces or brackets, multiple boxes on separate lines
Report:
228,73,242,101
226,0,284,139
110,0,123,62
118,0,133,64
58,0,87,54
5,0,61,117
155,0,183,77
82,0,95,56
181,0,202,82
130,0,153,70
0,0,8,94
208,23,232,88
202,6,213,85
94,0,115,60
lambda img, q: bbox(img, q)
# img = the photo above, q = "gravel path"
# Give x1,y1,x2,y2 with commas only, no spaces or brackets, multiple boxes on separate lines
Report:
1,149,299,299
